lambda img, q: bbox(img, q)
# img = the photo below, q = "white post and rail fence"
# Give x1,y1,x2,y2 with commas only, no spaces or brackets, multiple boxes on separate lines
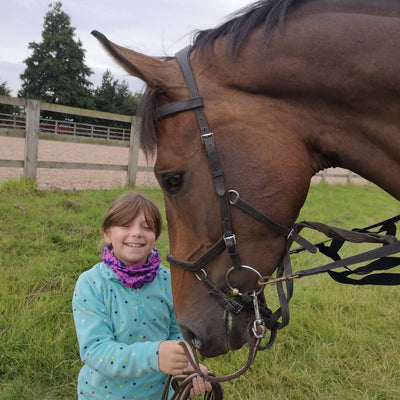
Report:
0,94,367,188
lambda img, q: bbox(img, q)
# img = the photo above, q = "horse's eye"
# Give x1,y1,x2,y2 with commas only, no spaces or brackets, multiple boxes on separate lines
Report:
161,172,184,194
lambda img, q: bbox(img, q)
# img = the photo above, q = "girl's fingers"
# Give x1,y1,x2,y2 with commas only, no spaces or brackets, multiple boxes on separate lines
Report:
191,376,211,396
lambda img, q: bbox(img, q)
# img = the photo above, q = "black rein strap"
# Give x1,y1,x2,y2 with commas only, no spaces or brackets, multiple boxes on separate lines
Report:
291,215,400,285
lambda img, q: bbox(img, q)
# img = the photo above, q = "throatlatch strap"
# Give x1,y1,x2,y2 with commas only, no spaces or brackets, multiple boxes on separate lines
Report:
230,193,317,253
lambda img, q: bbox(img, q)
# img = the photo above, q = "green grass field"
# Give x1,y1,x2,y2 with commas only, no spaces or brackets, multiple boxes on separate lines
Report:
0,178,399,399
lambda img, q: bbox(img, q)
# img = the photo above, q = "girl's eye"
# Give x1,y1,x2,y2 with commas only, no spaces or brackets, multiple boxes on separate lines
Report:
161,172,184,194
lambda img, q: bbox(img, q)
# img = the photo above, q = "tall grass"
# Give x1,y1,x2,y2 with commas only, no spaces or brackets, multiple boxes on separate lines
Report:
0,179,398,399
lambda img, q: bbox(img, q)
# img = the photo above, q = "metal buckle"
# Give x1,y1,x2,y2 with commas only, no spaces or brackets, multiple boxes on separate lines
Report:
223,234,236,249
201,132,213,144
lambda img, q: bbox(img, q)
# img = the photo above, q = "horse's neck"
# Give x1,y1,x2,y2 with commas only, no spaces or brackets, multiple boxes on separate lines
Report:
209,1,400,198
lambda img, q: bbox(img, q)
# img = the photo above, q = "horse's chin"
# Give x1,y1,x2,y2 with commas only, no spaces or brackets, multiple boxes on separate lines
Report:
178,311,251,357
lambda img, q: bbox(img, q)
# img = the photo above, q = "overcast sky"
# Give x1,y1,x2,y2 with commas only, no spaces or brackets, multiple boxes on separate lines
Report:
1,0,253,96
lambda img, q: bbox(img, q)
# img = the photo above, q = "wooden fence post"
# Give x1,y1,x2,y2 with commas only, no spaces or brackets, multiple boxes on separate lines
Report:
347,170,353,183
127,116,139,186
24,99,40,180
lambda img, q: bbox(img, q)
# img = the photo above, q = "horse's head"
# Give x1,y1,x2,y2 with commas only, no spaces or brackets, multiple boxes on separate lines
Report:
92,30,311,356
92,0,400,358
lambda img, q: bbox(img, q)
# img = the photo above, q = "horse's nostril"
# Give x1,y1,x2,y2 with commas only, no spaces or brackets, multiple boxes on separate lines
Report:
192,337,202,349
180,326,202,349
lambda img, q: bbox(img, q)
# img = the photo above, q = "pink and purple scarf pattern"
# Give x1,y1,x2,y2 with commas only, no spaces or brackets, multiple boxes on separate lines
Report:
102,245,161,289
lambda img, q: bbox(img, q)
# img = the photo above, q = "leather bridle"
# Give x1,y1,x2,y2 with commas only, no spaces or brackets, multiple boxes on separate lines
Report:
155,45,318,344
155,45,400,350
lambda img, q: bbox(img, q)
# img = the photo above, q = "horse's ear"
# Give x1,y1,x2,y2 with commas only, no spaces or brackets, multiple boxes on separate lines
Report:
91,30,171,89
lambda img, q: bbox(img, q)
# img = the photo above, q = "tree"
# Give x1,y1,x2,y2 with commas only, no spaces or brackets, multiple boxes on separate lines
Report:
93,70,142,116
19,2,94,109
0,81,18,114
0,81,11,96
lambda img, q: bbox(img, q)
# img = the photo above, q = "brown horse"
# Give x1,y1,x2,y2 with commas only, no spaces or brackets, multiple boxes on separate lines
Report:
93,0,400,357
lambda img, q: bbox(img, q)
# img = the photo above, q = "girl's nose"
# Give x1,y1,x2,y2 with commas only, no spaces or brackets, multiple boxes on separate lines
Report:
129,225,142,236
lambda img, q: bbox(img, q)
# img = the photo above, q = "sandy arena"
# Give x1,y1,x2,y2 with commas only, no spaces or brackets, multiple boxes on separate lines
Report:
0,136,157,190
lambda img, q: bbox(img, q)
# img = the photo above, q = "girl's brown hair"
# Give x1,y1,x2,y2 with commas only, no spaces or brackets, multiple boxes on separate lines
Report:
102,191,162,239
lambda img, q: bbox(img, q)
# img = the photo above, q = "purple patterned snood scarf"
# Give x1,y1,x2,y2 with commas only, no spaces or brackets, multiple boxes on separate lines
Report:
102,245,161,289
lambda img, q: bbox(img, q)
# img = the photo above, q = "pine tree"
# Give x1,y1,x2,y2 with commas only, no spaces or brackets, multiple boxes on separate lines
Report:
19,2,94,109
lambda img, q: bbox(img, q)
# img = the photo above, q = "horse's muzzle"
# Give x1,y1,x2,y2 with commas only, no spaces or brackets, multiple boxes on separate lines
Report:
178,311,250,357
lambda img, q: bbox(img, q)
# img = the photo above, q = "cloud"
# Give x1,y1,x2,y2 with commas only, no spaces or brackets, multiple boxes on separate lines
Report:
1,0,252,95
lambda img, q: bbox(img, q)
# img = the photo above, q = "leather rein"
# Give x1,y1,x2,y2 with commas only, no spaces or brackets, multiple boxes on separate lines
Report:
156,45,400,397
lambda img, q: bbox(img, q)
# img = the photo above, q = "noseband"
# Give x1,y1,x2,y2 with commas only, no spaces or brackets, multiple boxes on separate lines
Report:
156,45,317,343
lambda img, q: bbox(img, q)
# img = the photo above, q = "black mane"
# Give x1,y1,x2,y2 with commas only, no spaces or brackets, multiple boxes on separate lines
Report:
193,0,298,55
139,0,299,157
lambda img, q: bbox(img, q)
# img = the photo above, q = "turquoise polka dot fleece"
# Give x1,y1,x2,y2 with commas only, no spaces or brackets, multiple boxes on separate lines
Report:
72,262,182,399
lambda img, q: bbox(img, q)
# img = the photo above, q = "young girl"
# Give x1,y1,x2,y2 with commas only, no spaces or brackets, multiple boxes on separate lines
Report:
72,191,211,399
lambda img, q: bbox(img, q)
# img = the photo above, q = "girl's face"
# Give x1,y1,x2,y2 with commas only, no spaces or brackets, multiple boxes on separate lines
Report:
103,211,156,265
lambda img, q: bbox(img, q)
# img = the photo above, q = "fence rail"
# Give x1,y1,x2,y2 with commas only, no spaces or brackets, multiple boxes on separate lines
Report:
0,113,132,142
0,112,26,131
0,95,150,186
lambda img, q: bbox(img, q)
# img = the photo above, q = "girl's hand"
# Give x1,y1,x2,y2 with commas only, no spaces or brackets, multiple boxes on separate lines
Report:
184,363,213,398
158,340,188,375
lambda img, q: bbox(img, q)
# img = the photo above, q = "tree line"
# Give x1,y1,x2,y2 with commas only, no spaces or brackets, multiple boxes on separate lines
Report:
0,2,141,121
